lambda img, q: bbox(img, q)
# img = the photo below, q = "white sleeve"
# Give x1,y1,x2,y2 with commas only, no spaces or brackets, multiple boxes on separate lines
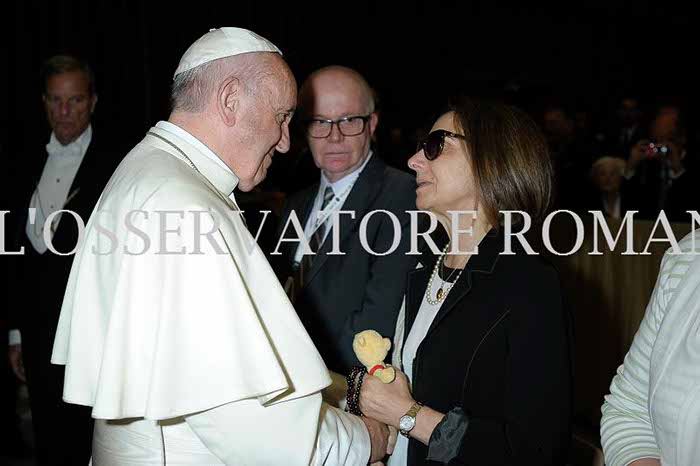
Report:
8,329,21,346
185,392,370,465
600,256,671,465
313,402,370,466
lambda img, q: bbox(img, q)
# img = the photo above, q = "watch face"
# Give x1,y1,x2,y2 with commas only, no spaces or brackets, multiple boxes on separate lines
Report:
399,415,416,432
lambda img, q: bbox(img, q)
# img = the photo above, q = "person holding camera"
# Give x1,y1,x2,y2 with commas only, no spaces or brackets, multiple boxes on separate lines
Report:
623,105,693,221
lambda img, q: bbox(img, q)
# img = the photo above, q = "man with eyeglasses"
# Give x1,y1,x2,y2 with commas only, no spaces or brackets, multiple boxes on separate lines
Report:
7,55,122,465
275,66,417,377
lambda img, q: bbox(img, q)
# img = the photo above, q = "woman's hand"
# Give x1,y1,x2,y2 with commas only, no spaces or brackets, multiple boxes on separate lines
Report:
628,459,661,466
360,369,415,428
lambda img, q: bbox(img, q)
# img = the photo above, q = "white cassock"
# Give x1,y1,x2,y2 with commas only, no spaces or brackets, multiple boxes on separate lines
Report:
51,123,370,465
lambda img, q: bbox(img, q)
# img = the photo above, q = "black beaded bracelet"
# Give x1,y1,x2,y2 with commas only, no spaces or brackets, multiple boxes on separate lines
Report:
345,366,366,416
353,369,366,413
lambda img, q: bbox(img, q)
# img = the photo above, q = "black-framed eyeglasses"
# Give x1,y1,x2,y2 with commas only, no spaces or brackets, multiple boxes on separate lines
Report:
417,129,467,161
305,115,372,138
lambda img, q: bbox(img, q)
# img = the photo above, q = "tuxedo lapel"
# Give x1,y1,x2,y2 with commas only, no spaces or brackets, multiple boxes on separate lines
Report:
304,156,385,286
62,135,101,212
24,146,49,207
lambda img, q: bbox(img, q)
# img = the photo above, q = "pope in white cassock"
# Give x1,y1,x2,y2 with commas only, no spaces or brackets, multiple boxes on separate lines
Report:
50,27,389,465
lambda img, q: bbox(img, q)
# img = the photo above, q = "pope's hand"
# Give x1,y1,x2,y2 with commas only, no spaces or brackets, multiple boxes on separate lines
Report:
387,426,398,454
360,415,389,464
360,369,415,428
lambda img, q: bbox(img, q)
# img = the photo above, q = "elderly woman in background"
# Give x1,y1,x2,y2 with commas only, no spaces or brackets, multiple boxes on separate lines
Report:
600,228,700,466
359,97,572,465
589,156,628,219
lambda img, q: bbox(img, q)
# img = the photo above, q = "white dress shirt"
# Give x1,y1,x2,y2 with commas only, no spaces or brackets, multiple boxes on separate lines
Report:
389,267,451,466
293,151,373,264
25,125,92,254
601,195,621,220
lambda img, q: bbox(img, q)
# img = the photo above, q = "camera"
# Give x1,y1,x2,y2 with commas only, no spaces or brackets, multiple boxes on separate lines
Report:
646,141,669,158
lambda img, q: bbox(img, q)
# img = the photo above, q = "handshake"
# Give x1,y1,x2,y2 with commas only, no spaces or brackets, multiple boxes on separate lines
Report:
361,414,397,465
326,367,407,465
324,330,417,464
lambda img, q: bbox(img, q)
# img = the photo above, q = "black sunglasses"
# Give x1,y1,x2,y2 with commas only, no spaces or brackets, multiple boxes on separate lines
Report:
417,130,467,161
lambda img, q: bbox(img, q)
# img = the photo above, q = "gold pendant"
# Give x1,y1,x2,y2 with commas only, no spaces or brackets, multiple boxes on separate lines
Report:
436,287,444,301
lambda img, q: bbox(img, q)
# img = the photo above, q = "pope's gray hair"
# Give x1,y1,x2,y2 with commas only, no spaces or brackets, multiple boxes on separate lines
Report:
170,53,275,113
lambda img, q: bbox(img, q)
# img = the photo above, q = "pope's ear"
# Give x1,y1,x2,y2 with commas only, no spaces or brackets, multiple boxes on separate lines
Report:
217,76,240,127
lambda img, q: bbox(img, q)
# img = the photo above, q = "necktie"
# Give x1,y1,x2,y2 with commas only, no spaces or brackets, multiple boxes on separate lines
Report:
293,186,335,296
308,186,335,253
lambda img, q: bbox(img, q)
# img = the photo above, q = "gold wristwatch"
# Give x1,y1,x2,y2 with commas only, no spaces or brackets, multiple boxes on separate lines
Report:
399,402,423,438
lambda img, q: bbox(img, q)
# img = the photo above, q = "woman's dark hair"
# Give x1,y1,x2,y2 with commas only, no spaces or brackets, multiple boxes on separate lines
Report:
448,95,553,228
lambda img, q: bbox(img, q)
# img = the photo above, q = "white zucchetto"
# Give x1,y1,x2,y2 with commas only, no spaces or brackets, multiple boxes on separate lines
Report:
174,27,282,78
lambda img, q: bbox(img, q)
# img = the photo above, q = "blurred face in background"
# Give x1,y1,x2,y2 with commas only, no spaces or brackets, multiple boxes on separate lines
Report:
618,98,642,126
591,159,624,194
650,106,680,141
543,109,574,145
43,71,97,145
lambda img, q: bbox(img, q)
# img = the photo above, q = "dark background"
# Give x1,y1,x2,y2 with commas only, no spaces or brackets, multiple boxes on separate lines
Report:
2,1,698,453
4,1,699,169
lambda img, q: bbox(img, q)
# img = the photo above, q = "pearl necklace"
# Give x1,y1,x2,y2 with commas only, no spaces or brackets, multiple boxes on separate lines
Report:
425,242,466,305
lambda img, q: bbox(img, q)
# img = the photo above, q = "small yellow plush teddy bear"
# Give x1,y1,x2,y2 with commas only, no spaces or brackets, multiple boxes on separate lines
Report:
352,330,396,383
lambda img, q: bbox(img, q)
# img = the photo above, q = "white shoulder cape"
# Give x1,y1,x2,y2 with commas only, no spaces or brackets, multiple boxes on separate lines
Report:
52,127,331,420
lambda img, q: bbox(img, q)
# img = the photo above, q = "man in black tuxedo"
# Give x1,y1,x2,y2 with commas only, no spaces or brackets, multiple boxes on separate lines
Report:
7,55,122,465
273,66,417,374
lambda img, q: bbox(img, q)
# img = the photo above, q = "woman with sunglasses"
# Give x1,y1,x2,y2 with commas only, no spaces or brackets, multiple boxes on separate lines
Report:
359,97,572,465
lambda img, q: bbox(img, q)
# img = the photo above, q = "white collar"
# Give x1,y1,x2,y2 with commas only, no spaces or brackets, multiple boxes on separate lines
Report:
320,150,373,194
47,124,92,157
156,121,234,176
148,125,240,198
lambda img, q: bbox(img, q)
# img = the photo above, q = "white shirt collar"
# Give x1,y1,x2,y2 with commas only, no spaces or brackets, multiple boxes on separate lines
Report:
156,121,234,176
602,195,621,220
47,125,92,158
320,150,373,194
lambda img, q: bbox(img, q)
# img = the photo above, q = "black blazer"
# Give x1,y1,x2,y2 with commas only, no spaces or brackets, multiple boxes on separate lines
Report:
403,229,572,465
623,152,697,222
8,129,123,332
273,155,418,373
